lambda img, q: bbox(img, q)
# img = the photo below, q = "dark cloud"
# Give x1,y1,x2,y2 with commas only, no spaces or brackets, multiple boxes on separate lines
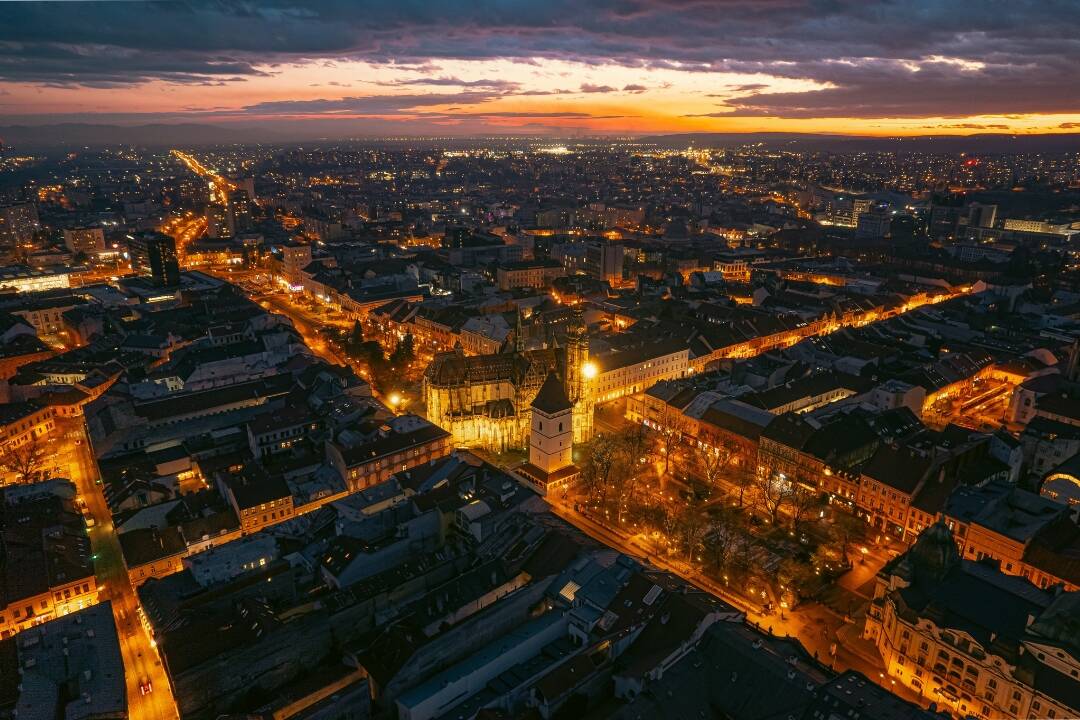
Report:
225,91,500,116
0,1,1078,118
933,123,1011,130
373,76,521,90
580,83,617,93
622,83,647,93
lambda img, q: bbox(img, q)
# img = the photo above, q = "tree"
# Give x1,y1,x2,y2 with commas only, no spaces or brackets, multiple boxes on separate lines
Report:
580,434,619,507
652,403,686,479
754,471,794,526
777,557,818,605
788,486,825,533
827,510,868,564
675,504,709,563
729,460,755,508
390,332,416,366
0,434,47,484
694,441,734,498
704,504,745,570
348,320,364,348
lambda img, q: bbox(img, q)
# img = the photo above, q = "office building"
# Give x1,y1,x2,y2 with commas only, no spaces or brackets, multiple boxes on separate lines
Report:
128,231,180,287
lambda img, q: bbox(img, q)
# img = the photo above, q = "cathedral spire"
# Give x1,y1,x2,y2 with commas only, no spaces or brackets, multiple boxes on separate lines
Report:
515,306,525,354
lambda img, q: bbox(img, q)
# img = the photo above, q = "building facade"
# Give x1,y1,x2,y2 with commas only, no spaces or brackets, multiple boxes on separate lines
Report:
423,306,595,451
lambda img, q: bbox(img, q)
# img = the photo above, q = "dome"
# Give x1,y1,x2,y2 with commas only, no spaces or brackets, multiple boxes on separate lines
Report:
908,521,960,583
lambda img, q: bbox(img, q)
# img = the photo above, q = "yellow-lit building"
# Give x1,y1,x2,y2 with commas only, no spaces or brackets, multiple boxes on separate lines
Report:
0,491,98,639
865,523,1080,720
423,306,595,451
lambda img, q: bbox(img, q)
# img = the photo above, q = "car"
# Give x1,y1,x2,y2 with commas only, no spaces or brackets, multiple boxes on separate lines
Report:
139,680,152,695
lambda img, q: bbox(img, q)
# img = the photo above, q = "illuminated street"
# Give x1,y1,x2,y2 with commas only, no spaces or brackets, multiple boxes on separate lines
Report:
56,417,178,720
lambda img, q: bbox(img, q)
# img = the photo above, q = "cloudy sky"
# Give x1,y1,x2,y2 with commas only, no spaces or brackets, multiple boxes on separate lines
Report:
2,0,1079,136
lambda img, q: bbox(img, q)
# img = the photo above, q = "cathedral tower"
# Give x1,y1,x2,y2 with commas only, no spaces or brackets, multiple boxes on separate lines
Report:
529,372,573,474
565,304,594,443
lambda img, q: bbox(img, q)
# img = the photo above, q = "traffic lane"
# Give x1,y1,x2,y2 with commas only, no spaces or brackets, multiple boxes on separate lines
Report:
59,418,177,719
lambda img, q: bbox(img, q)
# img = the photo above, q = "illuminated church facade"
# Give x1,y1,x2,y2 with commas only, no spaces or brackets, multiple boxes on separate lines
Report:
422,306,595,452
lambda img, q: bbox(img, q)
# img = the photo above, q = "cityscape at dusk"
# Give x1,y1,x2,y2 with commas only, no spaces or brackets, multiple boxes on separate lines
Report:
0,3,1079,720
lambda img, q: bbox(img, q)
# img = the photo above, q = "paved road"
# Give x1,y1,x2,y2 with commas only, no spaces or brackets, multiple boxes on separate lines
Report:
58,417,178,720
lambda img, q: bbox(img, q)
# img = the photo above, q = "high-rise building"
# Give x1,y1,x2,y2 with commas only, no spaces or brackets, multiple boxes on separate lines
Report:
227,189,252,235
966,202,998,229
206,202,231,239
128,231,180,287
0,202,40,258
856,209,892,239
62,226,106,254
585,240,624,285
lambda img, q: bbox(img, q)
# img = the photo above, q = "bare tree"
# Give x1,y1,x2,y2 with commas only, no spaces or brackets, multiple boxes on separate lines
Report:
788,486,825,533
728,457,756,508
694,441,734,498
675,504,710,563
828,510,868,564
580,434,619,507
0,434,47,484
754,471,794,526
652,403,686,479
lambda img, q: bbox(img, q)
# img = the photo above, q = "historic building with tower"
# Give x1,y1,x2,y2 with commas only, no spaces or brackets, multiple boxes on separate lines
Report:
422,306,595,452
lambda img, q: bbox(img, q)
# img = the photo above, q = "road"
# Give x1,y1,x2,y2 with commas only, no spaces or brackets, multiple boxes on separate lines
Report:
58,417,178,720
172,150,235,204
546,497,927,709
159,211,207,261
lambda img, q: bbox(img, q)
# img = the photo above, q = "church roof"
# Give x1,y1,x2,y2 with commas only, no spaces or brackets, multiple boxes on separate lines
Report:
532,372,572,415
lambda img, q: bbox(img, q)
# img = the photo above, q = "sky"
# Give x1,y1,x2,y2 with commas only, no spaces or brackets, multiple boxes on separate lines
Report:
1,0,1079,137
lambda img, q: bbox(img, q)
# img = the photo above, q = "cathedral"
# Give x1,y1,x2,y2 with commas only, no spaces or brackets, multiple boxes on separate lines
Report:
422,305,595,452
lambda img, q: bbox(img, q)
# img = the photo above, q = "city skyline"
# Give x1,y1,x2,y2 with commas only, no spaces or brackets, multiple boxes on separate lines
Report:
2,0,1080,138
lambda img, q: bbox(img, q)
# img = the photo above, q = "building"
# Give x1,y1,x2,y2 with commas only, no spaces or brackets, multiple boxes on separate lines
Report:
0,400,56,460
62,226,106,254
227,189,252,235
223,469,296,534
0,265,72,293
865,523,1080,720
0,487,99,639
592,339,690,403
496,259,565,290
515,372,580,495
423,305,595,451
856,209,892,239
325,416,453,492
127,231,180,287
942,480,1080,591
0,601,126,720
206,201,231,239
0,203,39,259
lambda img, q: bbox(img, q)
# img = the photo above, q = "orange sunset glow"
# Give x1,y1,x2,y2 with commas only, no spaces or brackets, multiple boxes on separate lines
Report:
1,1,1077,139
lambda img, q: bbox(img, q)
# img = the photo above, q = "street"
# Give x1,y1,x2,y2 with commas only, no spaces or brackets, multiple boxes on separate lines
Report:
57,417,178,720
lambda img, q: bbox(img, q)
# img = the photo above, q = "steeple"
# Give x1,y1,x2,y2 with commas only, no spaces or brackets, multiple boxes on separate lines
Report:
564,303,594,444
515,306,525,354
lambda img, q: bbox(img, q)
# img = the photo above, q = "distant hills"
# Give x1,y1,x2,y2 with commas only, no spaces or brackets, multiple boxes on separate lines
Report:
3,122,1080,153
0,122,273,149
637,132,1080,153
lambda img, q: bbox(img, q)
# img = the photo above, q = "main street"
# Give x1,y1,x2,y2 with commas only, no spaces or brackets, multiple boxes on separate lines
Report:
57,417,178,720
172,150,235,204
